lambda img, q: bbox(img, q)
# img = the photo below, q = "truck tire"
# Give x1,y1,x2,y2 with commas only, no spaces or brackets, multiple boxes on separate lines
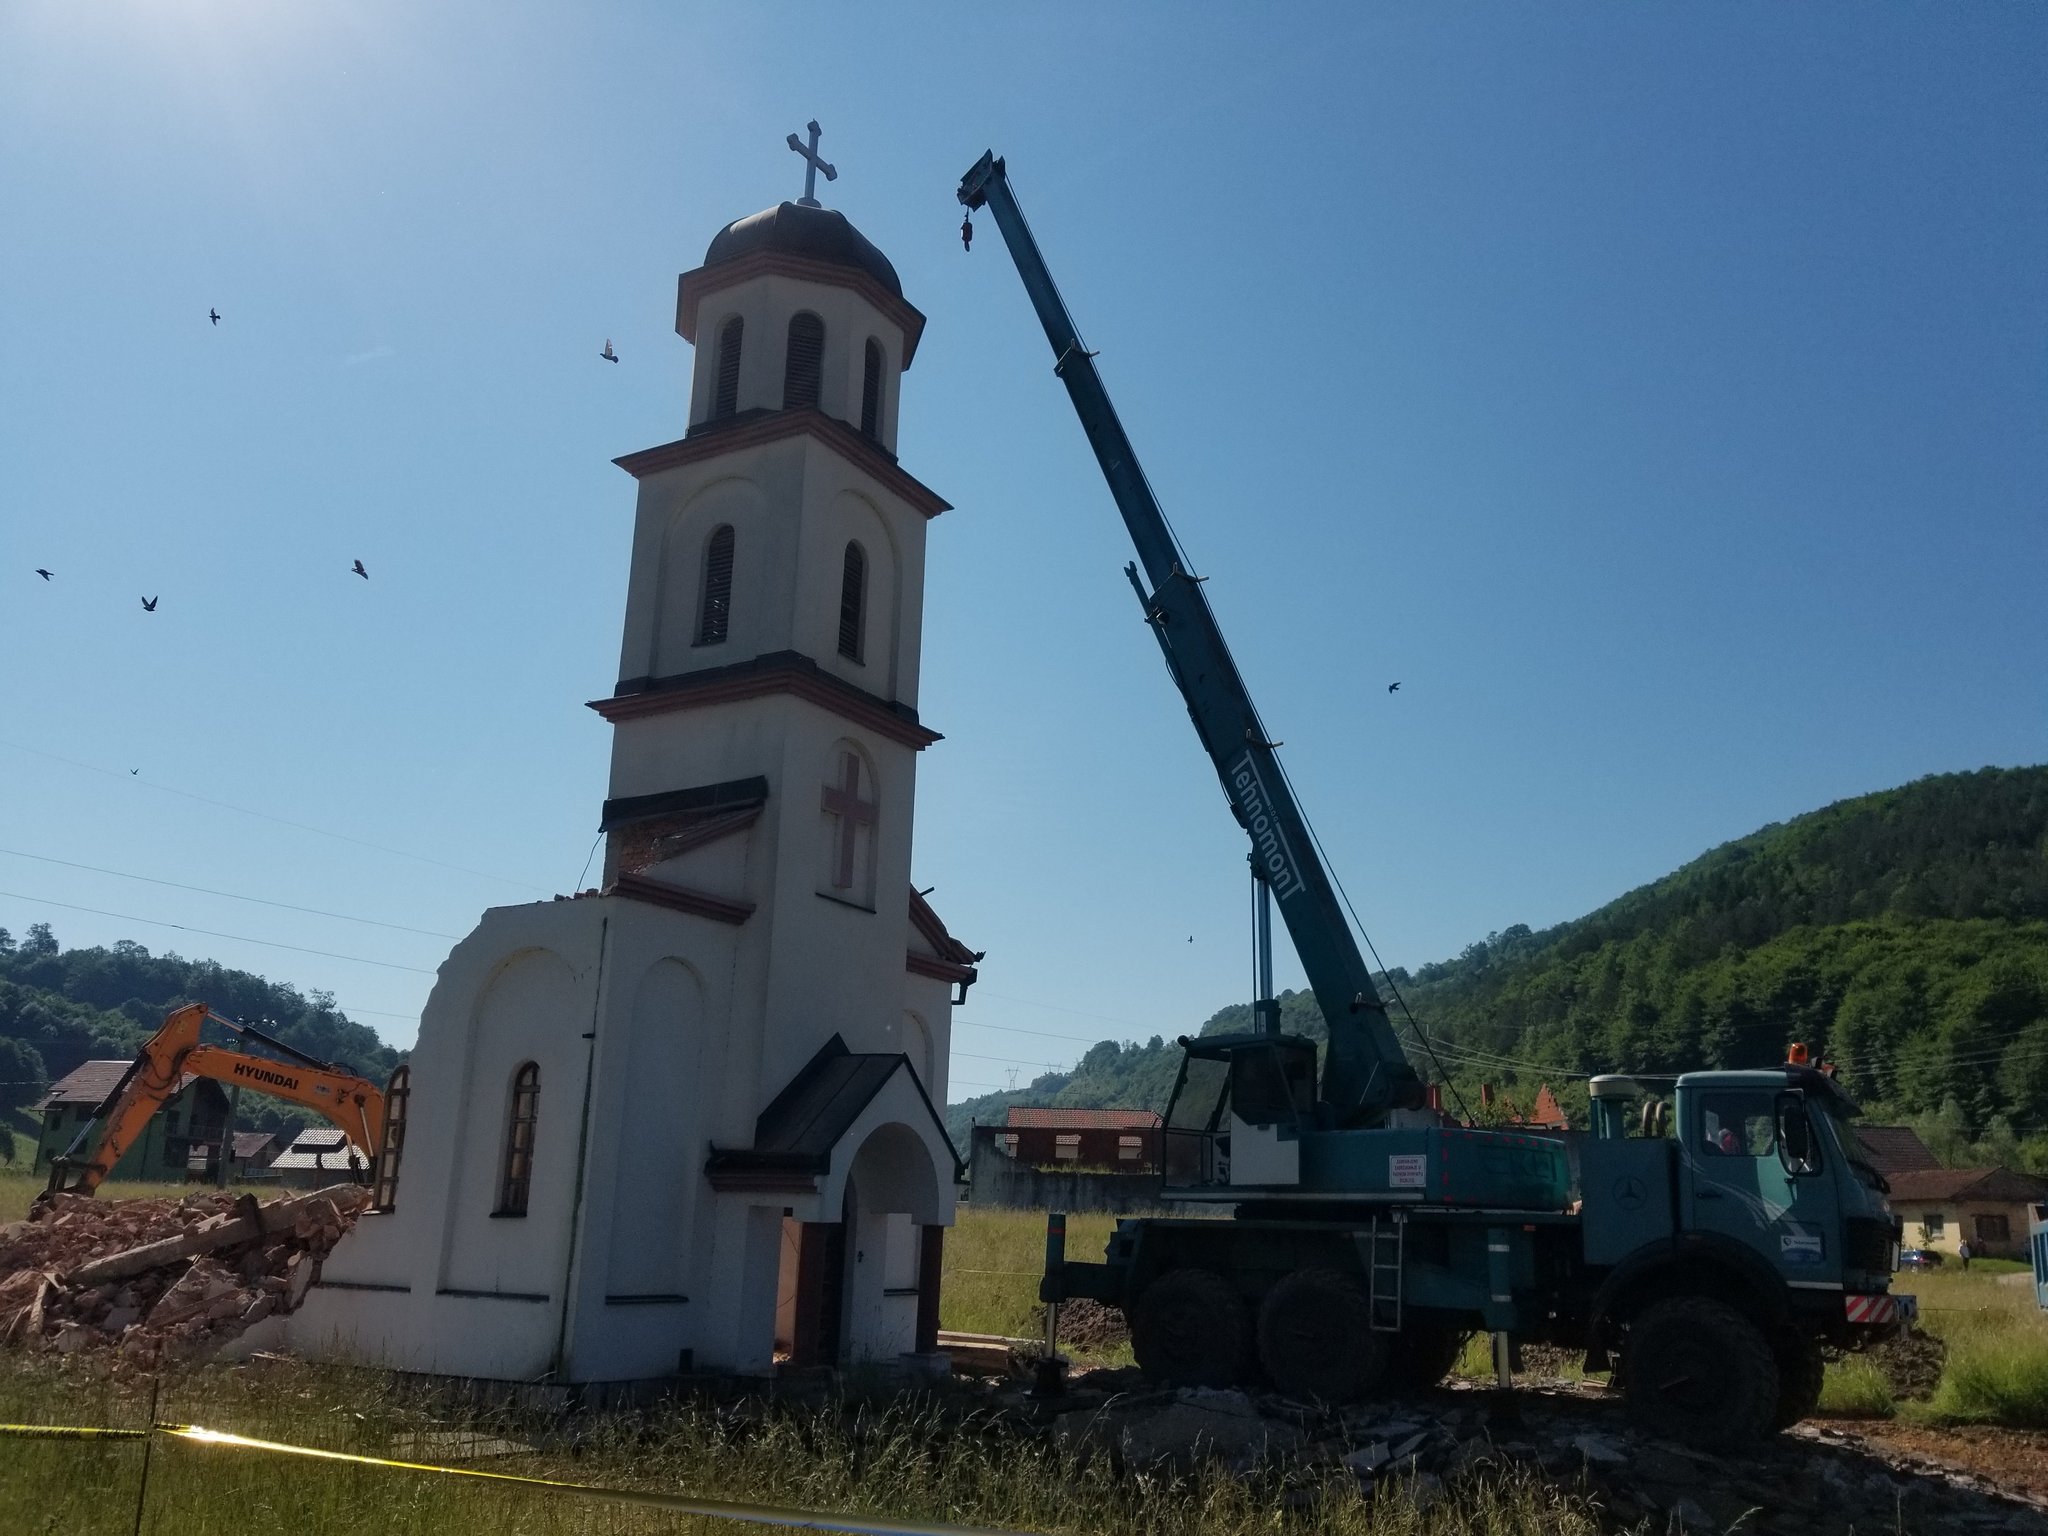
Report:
1773,1333,1826,1430
1131,1268,1248,1388
1387,1326,1469,1391
1619,1295,1781,1448
1256,1267,1383,1403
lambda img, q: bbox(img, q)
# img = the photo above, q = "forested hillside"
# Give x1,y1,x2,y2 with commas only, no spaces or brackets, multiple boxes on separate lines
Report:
947,766,2048,1164
0,923,402,1141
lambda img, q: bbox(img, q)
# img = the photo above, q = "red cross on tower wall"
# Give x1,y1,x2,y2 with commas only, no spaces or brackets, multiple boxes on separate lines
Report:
820,749,878,892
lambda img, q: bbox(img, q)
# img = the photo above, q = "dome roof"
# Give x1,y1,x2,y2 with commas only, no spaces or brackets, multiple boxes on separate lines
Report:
702,202,901,298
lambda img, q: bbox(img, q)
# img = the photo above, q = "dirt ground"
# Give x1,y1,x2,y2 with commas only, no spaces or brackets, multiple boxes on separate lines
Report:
1815,1418,2048,1503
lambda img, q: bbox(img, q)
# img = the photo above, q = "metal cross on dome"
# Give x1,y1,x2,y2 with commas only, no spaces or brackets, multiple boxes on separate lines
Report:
786,119,837,208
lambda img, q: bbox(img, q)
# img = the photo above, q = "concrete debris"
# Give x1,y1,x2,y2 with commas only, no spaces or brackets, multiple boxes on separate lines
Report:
0,1184,367,1368
1020,1367,2048,1535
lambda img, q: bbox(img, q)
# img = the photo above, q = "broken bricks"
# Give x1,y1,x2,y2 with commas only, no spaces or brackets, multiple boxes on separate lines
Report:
0,1183,368,1367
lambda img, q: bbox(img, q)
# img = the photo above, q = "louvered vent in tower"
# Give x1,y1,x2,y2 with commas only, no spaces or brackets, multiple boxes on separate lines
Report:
713,316,743,419
784,313,824,411
860,338,883,438
697,525,734,646
837,542,866,662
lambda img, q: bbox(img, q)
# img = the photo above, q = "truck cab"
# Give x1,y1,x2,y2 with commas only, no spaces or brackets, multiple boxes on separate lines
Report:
1577,1062,1911,1437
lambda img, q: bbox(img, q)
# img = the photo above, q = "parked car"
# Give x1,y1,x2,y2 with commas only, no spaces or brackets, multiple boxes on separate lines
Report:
1899,1248,1946,1269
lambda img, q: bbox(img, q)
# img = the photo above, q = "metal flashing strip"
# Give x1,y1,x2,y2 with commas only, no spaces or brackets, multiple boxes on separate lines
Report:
1787,1280,1846,1290
435,1287,549,1303
313,1278,411,1293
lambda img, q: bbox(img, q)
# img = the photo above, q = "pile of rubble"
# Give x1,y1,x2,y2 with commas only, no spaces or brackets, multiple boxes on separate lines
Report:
1033,1369,2048,1535
0,1184,366,1367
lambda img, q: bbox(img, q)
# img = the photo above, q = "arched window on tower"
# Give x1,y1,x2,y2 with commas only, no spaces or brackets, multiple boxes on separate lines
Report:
372,1064,410,1212
496,1062,539,1216
713,316,743,419
837,542,866,663
860,338,883,438
784,313,824,410
696,524,734,646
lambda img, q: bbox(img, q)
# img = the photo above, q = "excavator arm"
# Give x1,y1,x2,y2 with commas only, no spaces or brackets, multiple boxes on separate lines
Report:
43,1002,387,1200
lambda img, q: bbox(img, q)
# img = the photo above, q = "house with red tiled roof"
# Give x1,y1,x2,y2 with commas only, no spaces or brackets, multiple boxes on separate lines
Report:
997,1106,1162,1169
1886,1166,2048,1261
33,1060,229,1184
1852,1125,1942,1178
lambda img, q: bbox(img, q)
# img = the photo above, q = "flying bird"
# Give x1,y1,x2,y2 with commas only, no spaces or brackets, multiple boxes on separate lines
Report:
1387,682,1401,693
141,596,158,612
351,560,369,580
35,569,52,581
600,339,618,363
209,309,220,326
130,769,138,776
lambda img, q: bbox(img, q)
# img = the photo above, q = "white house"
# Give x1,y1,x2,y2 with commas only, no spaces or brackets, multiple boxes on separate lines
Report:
282,193,977,1386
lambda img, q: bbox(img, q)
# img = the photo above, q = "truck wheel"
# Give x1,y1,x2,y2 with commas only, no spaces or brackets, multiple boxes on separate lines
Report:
1131,1268,1248,1388
1256,1267,1383,1403
1773,1333,1826,1430
1387,1326,1469,1391
1620,1295,1780,1448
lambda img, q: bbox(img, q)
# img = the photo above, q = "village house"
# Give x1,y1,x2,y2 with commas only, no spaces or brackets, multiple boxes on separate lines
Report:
997,1107,1162,1170
269,1127,371,1188
1884,1166,2048,1261
33,1061,228,1184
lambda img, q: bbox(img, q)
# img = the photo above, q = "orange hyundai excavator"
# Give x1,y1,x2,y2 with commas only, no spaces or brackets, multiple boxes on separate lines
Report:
41,1002,389,1202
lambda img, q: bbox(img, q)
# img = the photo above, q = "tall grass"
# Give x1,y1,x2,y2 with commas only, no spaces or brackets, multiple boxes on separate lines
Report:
1889,1263,2048,1427
1817,1356,1895,1418
941,1206,1130,1346
0,1355,1613,1536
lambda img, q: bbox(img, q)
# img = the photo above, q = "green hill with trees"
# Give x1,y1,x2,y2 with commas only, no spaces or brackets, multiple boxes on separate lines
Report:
947,765,2048,1167
0,922,402,1154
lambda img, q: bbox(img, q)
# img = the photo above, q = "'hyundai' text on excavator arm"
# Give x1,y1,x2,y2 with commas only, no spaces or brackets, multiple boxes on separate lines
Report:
42,1002,388,1201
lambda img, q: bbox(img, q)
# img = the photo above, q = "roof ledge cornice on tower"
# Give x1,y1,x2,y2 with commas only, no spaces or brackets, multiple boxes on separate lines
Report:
614,408,951,519
591,649,942,750
678,248,927,365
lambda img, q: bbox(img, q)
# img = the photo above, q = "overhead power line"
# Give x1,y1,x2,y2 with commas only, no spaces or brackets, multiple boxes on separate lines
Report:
0,848,461,939
0,737,547,895
0,889,437,974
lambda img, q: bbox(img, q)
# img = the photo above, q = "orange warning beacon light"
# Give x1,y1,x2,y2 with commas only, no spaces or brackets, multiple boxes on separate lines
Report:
1786,1043,1811,1066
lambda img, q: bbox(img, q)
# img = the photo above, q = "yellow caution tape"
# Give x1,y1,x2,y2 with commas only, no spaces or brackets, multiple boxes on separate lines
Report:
143,1421,1032,1536
0,1424,150,1441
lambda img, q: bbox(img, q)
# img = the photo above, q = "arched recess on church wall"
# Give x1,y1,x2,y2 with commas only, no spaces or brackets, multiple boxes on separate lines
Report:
651,476,768,676
603,958,705,1298
902,1011,935,1094
818,737,881,908
819,489,901,694
441,946,581,1294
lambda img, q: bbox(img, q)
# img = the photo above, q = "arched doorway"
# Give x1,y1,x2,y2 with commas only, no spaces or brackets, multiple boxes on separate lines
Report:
840,1122,943,1364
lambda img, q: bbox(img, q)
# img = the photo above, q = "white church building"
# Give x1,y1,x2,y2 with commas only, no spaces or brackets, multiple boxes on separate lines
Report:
283,190,979,1385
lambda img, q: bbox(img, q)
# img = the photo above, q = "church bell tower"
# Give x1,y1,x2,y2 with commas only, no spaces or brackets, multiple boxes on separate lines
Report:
589,189,958,1104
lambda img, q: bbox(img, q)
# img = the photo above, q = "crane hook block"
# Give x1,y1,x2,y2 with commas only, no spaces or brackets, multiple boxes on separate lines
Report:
960,214,974,251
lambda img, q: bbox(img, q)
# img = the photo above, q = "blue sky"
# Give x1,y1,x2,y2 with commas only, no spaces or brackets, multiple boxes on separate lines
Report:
2,3,2042,1098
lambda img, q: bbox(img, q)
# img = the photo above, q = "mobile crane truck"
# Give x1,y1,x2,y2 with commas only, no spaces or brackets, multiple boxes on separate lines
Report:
957,151,1914,1445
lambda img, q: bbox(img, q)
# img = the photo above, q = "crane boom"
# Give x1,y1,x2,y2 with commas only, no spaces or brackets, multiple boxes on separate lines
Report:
958,152,1422,1124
